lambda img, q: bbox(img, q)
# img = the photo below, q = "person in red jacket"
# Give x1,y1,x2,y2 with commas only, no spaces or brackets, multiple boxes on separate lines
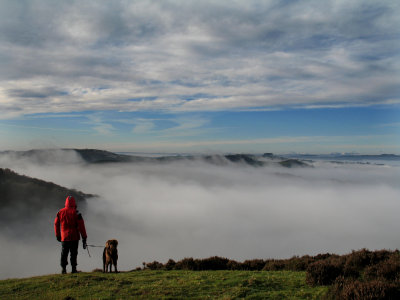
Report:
54,196,88,274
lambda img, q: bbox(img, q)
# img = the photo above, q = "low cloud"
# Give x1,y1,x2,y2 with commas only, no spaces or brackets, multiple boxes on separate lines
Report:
0,151,399,278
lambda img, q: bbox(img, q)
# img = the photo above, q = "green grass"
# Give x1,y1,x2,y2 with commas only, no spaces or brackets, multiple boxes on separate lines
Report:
0,270,328,299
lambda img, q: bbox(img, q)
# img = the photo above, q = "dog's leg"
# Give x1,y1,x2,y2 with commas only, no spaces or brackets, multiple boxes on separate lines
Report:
114,262,118,273
103,249,106,273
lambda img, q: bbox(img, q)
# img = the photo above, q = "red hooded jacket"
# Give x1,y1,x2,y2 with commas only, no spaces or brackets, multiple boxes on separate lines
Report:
54,196,87,241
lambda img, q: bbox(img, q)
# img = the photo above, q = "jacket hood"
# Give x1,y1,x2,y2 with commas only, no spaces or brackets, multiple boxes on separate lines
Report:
65,196,77,208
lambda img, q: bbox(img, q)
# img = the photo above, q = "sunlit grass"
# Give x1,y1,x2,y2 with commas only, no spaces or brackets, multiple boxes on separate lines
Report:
0,270,328,299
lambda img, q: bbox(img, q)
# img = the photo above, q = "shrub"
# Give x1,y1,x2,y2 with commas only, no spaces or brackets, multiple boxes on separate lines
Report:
165,259,176,270
365,255,400,281
241,259,266,271
175,258,198,270
313,253,334,261
345,249,370,267
306,260,342,286
263,260,285,271
226,259,240,270
331,279,400,300
343,249,388,274
370,250,395,265
145,261,164,270
286,255,315,271
138,249,399,280
197,256,230,270
377,254,400,281
324,276,347,300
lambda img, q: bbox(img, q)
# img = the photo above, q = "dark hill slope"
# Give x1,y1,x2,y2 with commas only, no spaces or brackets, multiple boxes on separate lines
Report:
74,149,135,163
279,159,311,168
0,168,93,225
0,149,135,164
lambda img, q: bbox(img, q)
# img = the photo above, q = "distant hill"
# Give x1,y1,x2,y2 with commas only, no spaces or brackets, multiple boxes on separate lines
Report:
282,153,400,162
73,149,304,167
0,149,312,168
74,149,134,163
0,148,134,164
279,159,311,168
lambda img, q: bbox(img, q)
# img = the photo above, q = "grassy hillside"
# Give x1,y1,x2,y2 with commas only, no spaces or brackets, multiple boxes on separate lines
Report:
0,168,93,228
0,270,328,299
0,168,92,209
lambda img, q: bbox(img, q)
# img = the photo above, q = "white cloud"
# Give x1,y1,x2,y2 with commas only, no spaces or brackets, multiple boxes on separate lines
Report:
0,0,398,118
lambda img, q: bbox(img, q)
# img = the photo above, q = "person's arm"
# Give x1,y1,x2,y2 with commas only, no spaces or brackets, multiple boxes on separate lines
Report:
54,212,61,241
77,213,87,248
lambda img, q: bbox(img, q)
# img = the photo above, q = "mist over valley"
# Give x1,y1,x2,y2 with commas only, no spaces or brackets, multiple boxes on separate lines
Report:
0,149,399,279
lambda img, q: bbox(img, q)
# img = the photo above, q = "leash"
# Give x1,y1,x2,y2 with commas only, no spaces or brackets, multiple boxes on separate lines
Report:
85,244,103,258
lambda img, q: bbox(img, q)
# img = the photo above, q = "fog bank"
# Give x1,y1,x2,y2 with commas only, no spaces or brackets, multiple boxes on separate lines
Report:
1,151,399,279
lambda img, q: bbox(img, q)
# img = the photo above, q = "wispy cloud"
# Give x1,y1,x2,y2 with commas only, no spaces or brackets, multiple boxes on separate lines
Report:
117,115,211,137
157,117,210,138
377,122,400,128
0,122,91,132
85,114,115,135
0,0,398,119
132,119,156,134
108,136,328,151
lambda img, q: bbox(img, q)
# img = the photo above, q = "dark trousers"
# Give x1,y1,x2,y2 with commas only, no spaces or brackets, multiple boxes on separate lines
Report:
61,241,79,267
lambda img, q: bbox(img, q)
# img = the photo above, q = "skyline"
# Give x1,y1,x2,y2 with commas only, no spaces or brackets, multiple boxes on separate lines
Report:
0,1,399,154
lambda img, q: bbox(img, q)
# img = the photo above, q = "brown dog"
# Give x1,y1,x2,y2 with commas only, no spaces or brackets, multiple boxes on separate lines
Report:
103,239,118,273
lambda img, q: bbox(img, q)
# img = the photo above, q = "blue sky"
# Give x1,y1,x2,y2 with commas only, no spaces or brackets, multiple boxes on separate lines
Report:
0,0,399,154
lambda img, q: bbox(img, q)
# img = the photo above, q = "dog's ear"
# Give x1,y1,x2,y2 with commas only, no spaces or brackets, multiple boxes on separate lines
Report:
105,241,110,248
114,240,118,247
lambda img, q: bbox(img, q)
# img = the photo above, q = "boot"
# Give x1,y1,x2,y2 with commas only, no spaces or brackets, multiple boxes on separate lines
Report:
71,266,78,274
61,267,67,274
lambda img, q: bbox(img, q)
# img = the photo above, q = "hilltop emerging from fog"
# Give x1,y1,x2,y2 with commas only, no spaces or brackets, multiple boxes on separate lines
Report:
2,148,399,169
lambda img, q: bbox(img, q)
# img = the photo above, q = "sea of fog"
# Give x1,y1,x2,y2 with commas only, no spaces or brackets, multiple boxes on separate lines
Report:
0,151,399,279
